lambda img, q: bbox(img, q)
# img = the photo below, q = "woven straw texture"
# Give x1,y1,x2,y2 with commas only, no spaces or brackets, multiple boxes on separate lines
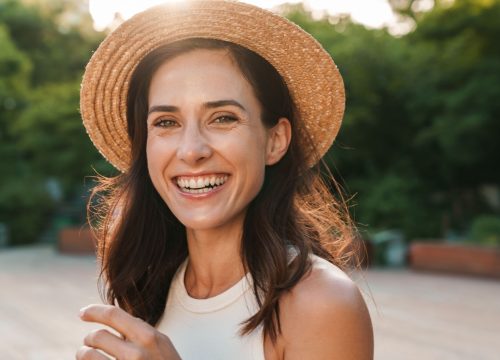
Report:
80,0,345,172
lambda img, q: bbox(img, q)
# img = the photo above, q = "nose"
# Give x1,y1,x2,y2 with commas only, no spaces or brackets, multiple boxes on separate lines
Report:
176,121,212,165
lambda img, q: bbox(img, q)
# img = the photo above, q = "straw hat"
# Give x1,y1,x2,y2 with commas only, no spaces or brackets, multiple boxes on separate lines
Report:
81,0,345,172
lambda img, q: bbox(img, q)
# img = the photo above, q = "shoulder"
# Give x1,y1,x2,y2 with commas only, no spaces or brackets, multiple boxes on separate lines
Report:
277,255,373,359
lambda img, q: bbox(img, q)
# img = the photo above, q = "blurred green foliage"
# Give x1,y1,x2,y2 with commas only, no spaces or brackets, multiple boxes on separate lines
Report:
469,215,500,246
0,0,499,245
0,175,53,246
285,0,500,242
0,0,112,245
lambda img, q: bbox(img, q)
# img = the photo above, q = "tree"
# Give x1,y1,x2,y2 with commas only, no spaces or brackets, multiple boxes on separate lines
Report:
0,21,53,245
0,0,109,245
283,1,500,240
0,0,102,85
12,80,111,195
407,0,500,186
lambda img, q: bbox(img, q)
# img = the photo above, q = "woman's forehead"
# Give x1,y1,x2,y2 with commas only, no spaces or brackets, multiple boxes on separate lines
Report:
148,49,258,111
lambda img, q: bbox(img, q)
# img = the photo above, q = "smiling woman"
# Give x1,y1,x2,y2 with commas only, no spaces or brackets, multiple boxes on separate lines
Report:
78,1,373,359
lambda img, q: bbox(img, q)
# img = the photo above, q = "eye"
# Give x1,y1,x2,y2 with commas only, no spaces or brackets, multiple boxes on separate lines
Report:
154,118,178,128
213,115,238,124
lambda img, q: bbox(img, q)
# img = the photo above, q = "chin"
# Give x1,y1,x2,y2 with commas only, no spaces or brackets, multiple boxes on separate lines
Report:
174,210,246,232
170,210,216,228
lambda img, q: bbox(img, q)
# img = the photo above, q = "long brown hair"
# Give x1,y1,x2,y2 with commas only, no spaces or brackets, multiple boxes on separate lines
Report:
89,38,359,343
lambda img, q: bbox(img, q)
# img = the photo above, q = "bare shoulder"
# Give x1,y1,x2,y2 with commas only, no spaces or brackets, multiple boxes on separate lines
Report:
278,255,374,360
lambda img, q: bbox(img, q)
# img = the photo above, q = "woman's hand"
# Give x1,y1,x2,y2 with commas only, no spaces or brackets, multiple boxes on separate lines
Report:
77,304,181,360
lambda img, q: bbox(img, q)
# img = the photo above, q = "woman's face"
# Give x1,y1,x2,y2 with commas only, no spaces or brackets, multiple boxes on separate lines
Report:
146,49,280,231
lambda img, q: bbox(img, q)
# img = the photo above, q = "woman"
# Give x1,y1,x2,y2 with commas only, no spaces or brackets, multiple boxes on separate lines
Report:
78,1,373,359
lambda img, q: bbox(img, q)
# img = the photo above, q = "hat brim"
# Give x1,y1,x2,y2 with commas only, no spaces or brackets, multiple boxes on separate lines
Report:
80,0,345,172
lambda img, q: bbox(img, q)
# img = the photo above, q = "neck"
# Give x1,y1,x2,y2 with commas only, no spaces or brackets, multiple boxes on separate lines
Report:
184,213,247,299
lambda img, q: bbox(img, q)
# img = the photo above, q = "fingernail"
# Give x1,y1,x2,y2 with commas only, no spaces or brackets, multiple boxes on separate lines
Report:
79,306,87,318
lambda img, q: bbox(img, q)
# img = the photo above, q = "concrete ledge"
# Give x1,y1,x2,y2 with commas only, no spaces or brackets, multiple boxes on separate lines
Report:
58,227,96,254
409,242,500,278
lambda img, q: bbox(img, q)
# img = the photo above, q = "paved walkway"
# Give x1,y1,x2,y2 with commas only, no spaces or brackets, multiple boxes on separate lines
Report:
0,245,499,359
356,270,500,359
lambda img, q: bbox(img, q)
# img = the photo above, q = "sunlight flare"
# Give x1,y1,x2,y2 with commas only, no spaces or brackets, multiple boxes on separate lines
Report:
89,0,399,32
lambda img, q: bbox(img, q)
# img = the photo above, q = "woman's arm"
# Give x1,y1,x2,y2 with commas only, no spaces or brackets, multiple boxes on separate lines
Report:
279,264,374,359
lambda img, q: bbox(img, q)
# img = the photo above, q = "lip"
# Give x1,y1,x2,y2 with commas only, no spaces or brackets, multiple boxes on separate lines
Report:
172,171,230,179
171,173,230,200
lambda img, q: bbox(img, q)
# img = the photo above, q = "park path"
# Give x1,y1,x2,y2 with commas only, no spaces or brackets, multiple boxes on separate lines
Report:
356,269,500,359
0,245,499,359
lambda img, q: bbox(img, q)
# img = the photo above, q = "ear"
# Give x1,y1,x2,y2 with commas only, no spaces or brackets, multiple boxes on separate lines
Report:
265,117,292,165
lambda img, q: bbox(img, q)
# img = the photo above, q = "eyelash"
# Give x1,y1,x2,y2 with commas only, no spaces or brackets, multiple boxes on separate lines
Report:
153,115,238,128
154,119,178,128
213,115,238,124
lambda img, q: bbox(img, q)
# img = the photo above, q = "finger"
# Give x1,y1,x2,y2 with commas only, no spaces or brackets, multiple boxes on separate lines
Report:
84,328,132,359
76,345,110,360
80,304,148,343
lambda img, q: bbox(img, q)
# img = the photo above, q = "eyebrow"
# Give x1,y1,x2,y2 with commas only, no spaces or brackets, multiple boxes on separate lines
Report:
148,99,247,115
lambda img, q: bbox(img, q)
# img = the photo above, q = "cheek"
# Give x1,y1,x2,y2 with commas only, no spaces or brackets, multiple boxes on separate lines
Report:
146,136,173,189
223,133,268,188
146,138,159,174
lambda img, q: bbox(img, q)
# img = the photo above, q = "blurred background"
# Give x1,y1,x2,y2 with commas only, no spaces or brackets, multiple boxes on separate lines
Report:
0,0,499,359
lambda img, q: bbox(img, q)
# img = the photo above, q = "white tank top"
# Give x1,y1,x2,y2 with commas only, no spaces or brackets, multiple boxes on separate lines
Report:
156,258,266,360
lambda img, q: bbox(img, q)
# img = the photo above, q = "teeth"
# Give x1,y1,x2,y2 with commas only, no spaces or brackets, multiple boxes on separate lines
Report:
176,175,228,191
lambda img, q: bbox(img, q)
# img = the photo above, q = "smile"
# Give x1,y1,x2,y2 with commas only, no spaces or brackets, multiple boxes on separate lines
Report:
175,174,229,194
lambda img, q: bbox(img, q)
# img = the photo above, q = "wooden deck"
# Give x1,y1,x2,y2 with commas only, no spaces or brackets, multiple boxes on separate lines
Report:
0,245,499,359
